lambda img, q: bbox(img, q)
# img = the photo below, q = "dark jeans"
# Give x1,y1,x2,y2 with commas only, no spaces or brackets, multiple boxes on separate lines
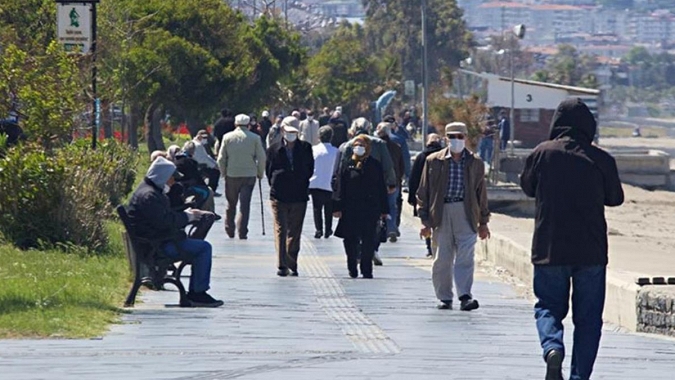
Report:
534,265,606,380
479,137,494,164
310,189,333,234
225,176,256,238
202,167,221,192
162,239,213,293
343,219,377,276
271,200,307,271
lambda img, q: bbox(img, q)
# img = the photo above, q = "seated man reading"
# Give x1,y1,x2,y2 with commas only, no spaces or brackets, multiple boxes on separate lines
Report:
126,157,223,308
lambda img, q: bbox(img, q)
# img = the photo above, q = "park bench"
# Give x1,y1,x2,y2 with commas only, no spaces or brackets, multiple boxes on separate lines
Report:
116,205,215,307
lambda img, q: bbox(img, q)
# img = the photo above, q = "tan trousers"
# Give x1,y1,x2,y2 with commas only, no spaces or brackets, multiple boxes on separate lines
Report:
271,200,307,271
432,202,478,302
225,176,256,238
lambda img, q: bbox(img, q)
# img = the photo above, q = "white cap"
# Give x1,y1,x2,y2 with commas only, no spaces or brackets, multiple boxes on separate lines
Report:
235,114,250,126
262,110,270,118
281,116,300,133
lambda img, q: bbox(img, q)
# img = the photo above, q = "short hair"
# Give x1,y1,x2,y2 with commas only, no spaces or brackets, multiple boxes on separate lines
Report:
196,129,208,137
221,108,232,117
319,126,333,143
182,141,196,156
307,110,314,116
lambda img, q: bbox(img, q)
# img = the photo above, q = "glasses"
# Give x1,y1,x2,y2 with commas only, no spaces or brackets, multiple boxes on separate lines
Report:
446,134,465,140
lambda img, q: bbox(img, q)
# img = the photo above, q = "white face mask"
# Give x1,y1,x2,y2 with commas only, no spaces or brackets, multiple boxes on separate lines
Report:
307,116,314,121
284,132,298,142
439,139,447,148
199,139,208,146
163,184,171,194
353,146,366,156
449,139,465,153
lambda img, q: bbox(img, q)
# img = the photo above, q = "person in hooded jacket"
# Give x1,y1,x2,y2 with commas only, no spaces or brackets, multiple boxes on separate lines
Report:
126,157,223,307
333,135,389,279
520,98,624,380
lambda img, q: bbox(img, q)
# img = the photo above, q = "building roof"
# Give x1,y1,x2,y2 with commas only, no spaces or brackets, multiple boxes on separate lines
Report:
459,70,600,96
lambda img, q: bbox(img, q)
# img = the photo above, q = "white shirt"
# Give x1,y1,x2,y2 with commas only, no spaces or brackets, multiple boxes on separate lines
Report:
299,119,320,146
309,142,340,192
192,138,218,169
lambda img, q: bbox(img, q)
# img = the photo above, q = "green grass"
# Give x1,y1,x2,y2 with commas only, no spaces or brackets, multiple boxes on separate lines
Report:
0,223,129,338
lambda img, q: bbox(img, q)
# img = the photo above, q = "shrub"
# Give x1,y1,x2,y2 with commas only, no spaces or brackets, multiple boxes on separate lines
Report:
0,140,139,251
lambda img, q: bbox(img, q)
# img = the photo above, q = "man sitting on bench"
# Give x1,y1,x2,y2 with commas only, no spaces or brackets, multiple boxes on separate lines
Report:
127,157,224,308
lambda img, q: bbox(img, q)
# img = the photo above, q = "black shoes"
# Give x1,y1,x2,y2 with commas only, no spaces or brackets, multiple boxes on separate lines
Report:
362,273,373,279
290,270,299,277
388,232,397,243
437,300,452,310
349,270,358,278
185,291,224,308
239,235,248,240
545,349,564,380
277,268,289,277
314,231,323,239
324,230,333,239
373,252,383,266
213,192,222,197
459,295,480,311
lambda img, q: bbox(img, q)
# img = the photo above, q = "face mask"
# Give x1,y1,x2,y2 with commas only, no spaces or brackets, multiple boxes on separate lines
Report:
200,139,208,146
449,139,465,153
163,184,171,194
284,132,297,142
353,146,366,157
307,116,314,121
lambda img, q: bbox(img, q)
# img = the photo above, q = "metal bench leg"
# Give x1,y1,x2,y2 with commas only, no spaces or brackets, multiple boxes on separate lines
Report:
124,277,143,307
163,278,190,307
175,262,190,279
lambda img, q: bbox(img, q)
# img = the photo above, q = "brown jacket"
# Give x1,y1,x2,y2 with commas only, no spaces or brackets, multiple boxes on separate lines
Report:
416,148,490,232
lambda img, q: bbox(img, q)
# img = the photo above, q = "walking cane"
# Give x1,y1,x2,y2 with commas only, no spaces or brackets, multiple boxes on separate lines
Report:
258,178,266,235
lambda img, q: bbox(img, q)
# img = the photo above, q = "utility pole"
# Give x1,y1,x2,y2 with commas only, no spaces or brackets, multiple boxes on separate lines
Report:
510,24,526,157
421,0,429,145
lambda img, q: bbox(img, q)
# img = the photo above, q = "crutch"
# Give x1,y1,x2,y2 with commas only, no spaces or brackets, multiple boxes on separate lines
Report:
258,178,266,235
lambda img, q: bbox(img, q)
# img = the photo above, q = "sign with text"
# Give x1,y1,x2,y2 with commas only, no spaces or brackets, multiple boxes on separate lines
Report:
57,3,92,54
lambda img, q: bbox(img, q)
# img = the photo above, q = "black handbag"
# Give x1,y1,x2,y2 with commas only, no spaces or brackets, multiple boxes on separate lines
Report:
377,218,388,243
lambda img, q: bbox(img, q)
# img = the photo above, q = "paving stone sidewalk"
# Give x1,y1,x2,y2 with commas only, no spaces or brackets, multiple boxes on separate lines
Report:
0,186,673,380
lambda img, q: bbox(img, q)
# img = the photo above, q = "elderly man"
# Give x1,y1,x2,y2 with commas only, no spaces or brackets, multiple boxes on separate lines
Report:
300,110,320,146
218,114,266,240
193,130,221,196
266,116,315,277
177,142,216,213
309,126,340,239
126,157,223,307
328,111,349,148
417,122,490,311
266,114,284,148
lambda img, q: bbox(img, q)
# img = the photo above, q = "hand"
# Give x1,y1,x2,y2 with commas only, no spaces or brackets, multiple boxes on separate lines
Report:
408,200,416,207
478,224,491,240
333,211,342,218
420,226,431,239
380,214,389,220
387,186,397,194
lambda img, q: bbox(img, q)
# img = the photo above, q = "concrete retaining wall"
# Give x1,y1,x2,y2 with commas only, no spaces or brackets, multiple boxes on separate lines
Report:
475,232,641,332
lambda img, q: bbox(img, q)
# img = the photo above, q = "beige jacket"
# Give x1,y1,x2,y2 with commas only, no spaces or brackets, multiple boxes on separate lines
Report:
416,148,490,232
217,127,266,179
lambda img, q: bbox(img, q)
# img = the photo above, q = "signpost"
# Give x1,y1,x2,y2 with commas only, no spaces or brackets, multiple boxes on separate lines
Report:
55,0,99,149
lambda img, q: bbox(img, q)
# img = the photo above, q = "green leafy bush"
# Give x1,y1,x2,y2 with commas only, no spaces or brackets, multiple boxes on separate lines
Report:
0,140,138,251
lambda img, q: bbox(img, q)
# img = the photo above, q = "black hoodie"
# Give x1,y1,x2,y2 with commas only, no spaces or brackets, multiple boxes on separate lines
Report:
520,98,624,266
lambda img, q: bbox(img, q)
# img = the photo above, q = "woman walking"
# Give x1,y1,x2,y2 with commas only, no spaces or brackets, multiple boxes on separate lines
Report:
333,135,389,278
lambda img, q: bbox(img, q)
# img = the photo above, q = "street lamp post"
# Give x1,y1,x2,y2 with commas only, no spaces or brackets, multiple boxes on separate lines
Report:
509,24,526,156
421,0,429,145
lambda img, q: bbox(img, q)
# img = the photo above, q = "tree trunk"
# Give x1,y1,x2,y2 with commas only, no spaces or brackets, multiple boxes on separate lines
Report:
145,103,165,153
128,103,140,149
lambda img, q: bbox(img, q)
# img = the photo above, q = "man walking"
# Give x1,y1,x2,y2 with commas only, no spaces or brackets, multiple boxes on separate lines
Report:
520,98,624,380
213,108,235,147
266,116,314,277
375,122,404,242
300,110,320,146
309,126,340,239
417,122,490,311
218,114,266,240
